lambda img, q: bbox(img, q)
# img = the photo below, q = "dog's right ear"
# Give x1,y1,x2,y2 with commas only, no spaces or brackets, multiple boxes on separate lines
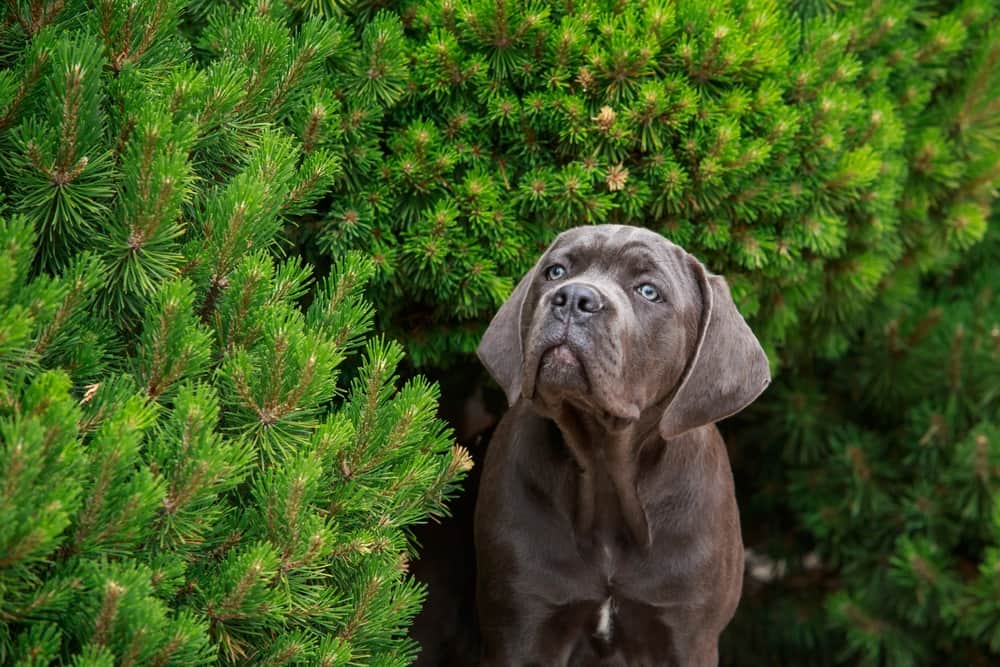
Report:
477,264,538,406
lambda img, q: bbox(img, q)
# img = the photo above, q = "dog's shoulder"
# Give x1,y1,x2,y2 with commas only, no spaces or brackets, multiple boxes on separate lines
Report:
477,401,566,515
487,400,556,458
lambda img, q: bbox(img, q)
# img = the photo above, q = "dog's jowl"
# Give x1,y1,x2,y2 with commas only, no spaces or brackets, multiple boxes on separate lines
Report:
475,225,770,666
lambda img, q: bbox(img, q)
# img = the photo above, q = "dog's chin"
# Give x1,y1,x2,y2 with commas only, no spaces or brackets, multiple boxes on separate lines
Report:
528,344,643,425
534,344,589,396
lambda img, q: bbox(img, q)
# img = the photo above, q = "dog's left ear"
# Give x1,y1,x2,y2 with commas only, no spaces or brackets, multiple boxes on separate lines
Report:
659,256,771,440
477,262,538,406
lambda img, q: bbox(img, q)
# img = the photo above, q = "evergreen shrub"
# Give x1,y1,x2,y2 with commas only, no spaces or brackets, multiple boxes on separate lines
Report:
724,227,1000,665
1,0,999,665
313,0,998,368
0,1,468,663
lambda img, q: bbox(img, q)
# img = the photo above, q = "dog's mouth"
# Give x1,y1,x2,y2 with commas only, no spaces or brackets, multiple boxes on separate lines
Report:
529,341,640,422
540,343,581,368
522,317,641,422
531,341,590,398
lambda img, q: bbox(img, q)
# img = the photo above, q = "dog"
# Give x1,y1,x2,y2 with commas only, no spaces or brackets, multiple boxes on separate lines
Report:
474,224,770,666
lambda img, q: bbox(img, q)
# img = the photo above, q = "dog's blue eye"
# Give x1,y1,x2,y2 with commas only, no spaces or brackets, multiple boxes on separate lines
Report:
545,264,567,280
637,283,660,301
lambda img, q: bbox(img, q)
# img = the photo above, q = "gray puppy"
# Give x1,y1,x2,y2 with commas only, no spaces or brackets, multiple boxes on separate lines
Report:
474,224,770,666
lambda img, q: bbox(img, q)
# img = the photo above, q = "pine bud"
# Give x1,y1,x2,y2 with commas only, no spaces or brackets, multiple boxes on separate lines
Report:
606,164,628,192
449,445,474,473
81,383,100,404
593,105,616,131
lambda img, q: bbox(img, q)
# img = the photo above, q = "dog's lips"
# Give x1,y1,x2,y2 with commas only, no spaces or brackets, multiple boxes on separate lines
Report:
523,317,594,399
531,341,589,398
541,343,581,368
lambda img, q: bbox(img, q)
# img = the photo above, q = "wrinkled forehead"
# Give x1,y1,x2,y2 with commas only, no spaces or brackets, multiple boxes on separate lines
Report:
545,224,685,274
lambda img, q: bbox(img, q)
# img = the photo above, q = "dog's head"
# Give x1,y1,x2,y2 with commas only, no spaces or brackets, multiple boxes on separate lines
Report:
477,225,770,440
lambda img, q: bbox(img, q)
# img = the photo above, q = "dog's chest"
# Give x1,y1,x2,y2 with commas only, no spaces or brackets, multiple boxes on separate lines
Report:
533,540,707,665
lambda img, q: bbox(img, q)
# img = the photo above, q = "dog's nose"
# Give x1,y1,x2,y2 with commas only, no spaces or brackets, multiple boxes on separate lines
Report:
552,283,603,320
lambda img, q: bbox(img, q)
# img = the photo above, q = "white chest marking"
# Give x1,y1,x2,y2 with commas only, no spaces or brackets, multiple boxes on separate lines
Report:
595,596,614,642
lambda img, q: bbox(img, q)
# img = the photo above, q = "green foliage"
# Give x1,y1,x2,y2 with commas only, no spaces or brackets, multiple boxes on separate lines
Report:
0,218,468,664
304,0,999,367
1,0,999,664
0,1,467,663
727,228,1000,665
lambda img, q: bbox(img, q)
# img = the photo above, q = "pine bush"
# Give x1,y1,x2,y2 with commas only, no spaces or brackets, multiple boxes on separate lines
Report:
2,0,999,665
0,2,467,664
310,0,998,367
726,226,1000,665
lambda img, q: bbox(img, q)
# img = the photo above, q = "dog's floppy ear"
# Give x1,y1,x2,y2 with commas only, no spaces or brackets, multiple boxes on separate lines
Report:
659,257,771,440
477,263,539,406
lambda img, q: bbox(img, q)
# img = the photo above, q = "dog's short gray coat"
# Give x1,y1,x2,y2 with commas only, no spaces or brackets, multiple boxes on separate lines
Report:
474,225,770,666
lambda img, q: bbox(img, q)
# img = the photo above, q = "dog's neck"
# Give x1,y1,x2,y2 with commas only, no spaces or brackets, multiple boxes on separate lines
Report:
535,398,662,551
